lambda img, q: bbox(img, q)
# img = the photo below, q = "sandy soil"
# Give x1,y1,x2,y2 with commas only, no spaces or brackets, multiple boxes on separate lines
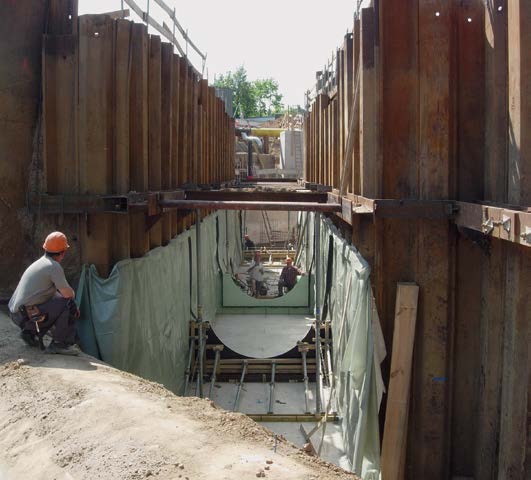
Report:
0,310,357,480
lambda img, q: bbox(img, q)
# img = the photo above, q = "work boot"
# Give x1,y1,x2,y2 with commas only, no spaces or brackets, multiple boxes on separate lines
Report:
45,341,80,356
19,330,39,348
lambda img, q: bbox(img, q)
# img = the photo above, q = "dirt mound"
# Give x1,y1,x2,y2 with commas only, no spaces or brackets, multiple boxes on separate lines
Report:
0,311,357,479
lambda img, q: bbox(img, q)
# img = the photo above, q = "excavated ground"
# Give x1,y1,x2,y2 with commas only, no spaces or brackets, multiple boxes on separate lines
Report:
0,309,357,480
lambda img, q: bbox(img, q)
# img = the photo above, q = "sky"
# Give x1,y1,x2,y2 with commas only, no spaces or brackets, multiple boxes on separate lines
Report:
78,0,361,107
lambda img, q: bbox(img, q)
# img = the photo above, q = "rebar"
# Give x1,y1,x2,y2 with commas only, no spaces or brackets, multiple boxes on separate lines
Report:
233,360,248,412
301,350,310,414
208,348,221,399
183,336,195,396
196,210,204,398
268,362,276,414
314,212,322,412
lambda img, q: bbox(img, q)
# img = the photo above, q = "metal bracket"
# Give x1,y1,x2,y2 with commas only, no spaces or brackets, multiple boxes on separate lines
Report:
501,215,511,233
482,218,494,235
482,216,511,235
521,227,531,244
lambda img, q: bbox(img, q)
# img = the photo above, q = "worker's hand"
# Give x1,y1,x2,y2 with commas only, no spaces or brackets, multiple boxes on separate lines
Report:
67,299,80,318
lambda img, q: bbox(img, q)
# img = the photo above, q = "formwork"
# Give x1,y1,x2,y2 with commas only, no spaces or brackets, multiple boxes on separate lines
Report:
0,1,235,298
303,1,530,478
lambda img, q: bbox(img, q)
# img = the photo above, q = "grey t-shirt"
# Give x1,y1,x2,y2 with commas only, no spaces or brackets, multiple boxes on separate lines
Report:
8,255,71,313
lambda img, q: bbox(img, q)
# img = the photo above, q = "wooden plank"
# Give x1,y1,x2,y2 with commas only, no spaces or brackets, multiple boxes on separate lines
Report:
129,22,149,257
498,243,530,478
451,4,485,474
200,81,208,184
507,0,530,207
319,94,329,185
78,15,113,276
412,1,452,477
148,35,162,249
352,17,361,195
198,81,207,184
172,56,182,234
451,234,482,476
160,42,173,244
186,190,328,203
111,19,132,264
43,34,78,195
378,1,419,401
47,0,78,34
484,0,508,202
456,0,485,201
498,3,531,474
381,283,419,480
474,238,506,479
343,33,353,194
337,43,345,188
191,72,199,185
159,200,341,212
0,2,50,297
359,7,379,198
101,9,130,19
381,0,418,199
332,99,339,188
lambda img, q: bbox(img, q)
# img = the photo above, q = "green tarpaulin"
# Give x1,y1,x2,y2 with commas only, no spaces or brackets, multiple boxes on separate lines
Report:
76,212,242,395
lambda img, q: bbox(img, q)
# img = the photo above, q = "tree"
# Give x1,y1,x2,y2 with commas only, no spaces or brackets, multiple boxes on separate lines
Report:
214,66,284,118
214,66,256,118
252,79,283,116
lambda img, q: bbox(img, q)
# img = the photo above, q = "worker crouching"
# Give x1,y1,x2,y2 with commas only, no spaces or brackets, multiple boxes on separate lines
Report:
278,258,302,296
8,232,80,356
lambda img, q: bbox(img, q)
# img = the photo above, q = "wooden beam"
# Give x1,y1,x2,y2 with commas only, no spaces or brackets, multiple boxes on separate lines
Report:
359,7,379,198
381,283,419,480
159,200,342,212
101,9,130,19
78,15,114,276
129,22,149,257
412,1,452,477
47,0,78,34
475,238,506,479
43,34,78,196
185,190,329,203
148,35,162,249
484,0,508,202
112,19,132,264
160,42,173,244
507,0,531,207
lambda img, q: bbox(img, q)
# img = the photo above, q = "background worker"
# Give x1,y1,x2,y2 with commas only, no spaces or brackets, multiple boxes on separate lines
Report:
278,258,303,296
8,231,80,356
244,234,255,250
247,251,265,297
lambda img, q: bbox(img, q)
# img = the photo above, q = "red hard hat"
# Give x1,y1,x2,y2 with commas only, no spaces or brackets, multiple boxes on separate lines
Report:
43,231,70,253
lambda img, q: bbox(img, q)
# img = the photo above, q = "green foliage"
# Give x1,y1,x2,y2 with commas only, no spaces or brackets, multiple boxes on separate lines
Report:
214,66,284,118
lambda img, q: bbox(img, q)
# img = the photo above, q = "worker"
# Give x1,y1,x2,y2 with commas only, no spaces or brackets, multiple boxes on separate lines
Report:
244,234,255,250
247,251,265,297
8,231,80,356
278,258,302,296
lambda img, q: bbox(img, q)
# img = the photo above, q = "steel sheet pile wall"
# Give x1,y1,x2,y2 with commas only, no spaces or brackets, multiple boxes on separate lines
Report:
42,9,235,278
304,1,530,478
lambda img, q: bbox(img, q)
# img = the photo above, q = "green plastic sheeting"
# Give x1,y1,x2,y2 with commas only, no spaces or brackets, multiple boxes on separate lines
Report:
300,213,382,479
76,212,242,395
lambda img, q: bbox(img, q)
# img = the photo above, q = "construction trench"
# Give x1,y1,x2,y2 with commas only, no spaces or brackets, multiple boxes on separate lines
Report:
0,1,530,479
